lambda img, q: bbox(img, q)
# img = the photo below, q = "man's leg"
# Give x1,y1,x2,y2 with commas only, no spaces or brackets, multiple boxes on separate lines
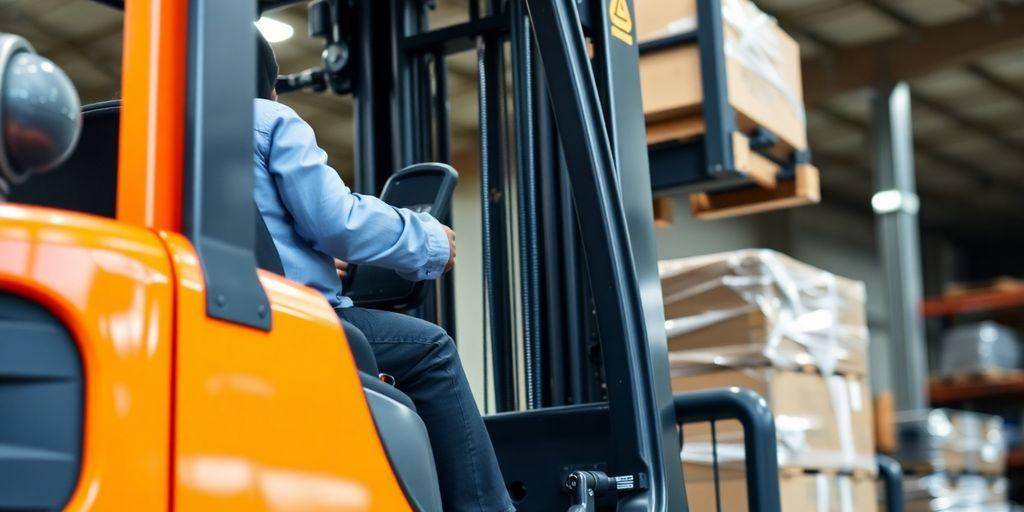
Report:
337,307,515,512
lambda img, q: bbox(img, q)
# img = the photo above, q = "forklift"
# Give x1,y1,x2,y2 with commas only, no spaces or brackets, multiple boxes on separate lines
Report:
0,0,906,510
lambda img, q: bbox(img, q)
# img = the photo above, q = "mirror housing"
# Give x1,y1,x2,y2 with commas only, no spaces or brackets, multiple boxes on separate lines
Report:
0,34,81,198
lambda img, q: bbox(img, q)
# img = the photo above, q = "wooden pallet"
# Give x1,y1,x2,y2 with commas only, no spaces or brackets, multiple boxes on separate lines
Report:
778,465,876,480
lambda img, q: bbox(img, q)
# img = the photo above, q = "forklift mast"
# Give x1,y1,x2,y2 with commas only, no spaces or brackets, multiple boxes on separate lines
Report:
347,0,685,508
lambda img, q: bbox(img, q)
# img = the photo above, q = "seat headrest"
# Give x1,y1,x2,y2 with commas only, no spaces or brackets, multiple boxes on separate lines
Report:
8,100,121,218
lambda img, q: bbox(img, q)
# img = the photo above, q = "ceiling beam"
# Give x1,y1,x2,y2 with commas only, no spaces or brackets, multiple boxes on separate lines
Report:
966,64,1024,104
910,91,1024,162
799,2,1024,104
811,147,1012,239
858,1,1024,110
814,105,1024,197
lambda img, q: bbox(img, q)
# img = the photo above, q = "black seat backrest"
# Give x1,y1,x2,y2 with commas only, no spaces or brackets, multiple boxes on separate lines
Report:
254,206,285,275
9,100,120,218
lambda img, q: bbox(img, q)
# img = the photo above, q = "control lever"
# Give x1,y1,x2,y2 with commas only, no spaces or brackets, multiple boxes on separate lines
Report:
564,470,647,512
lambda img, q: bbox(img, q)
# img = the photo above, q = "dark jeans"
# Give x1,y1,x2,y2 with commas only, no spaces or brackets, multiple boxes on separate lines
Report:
337,306,515,512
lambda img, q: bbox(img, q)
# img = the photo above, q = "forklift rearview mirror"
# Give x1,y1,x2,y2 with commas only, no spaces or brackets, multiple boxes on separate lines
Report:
0,33,81,197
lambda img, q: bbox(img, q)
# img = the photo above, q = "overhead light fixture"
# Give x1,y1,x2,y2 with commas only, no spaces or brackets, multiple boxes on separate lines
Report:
871,189,919,215
256,17,294,43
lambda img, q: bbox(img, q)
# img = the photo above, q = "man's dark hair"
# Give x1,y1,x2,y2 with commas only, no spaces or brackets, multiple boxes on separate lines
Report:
256,33,278,100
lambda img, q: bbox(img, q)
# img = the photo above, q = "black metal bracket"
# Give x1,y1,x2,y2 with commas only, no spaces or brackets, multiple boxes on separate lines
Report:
564,470,648,512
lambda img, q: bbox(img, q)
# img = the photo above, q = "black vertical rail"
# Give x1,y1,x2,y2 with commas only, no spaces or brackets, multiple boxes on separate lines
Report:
535,59,566,407
510,0,542,409
392,0,416,168
591,0,618,169
417,51,433,162
354,0,395,195
477,13,516,412
696,0,736,176
525,0,682,508
433,51,451,163
559,156,586,406
433,49,457,339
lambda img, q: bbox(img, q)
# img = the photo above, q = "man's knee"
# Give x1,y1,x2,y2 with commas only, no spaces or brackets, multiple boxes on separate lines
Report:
423,327,458,368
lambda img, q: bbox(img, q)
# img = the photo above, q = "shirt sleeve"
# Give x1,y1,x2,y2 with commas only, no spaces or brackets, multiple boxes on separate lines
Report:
264,105,449,282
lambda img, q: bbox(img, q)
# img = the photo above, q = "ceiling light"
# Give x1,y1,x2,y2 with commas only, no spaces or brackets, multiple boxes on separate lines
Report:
256,17,294,43
871,189,919,215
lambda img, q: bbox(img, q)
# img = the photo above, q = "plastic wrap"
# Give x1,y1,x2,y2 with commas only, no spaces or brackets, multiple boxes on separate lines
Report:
663,250,872,474
660,249,868,376
938,321,1021,378
896,409,1007,475
904,474,1010,512
720,0,806,124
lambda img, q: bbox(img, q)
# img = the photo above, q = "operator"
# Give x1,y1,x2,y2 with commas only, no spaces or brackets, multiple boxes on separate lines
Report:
253,34,514,512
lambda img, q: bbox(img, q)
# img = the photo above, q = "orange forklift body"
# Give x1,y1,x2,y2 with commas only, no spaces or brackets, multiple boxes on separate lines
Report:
0,0,412,509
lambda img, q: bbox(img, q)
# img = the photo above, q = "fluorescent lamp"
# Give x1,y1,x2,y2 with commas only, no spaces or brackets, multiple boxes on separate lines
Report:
256,17,294,43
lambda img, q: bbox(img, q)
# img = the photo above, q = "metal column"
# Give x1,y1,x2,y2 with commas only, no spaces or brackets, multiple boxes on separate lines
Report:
871,82,928,411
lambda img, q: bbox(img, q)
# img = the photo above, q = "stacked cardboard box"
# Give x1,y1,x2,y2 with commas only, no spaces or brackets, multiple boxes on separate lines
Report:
687,465,877,512
660,250,876,511
896,409,1007,476
636,0,806,157
901,474,1009,512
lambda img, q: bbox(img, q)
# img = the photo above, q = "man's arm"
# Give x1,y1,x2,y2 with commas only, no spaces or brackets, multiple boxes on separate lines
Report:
265,106,450,281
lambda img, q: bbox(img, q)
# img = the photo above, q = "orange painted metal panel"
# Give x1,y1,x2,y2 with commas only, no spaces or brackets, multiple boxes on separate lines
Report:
0,204,174,511
117,0,187,231
161,232,411,511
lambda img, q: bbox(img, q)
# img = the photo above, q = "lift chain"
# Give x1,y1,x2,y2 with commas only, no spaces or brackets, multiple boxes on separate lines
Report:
564,470,648,512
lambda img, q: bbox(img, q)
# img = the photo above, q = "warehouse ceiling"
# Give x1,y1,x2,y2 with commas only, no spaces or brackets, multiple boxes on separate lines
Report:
0,0,1022,240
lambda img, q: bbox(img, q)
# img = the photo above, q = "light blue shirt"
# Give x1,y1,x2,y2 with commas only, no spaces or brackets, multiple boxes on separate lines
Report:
253,98,450,308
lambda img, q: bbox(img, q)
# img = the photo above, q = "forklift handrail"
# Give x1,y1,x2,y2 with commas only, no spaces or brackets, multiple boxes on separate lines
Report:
877,454,904,512
674,388,782,512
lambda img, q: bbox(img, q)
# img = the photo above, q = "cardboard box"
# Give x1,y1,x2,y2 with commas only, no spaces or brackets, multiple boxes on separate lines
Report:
685,466,878,512
896,409,1007,476
660,250,869,375
636,0,807,155
675,367,876,473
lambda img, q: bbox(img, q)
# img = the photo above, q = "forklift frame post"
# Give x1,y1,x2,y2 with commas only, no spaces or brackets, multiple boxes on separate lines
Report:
877,454,905,512
183,0,271,330
524,0,685,508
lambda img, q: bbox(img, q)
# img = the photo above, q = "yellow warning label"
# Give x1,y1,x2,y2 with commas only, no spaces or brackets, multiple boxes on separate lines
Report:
609,0,634,45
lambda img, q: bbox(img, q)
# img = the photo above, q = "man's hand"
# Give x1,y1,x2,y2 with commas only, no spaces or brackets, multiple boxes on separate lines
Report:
334,258,349,279
443,225,456,273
